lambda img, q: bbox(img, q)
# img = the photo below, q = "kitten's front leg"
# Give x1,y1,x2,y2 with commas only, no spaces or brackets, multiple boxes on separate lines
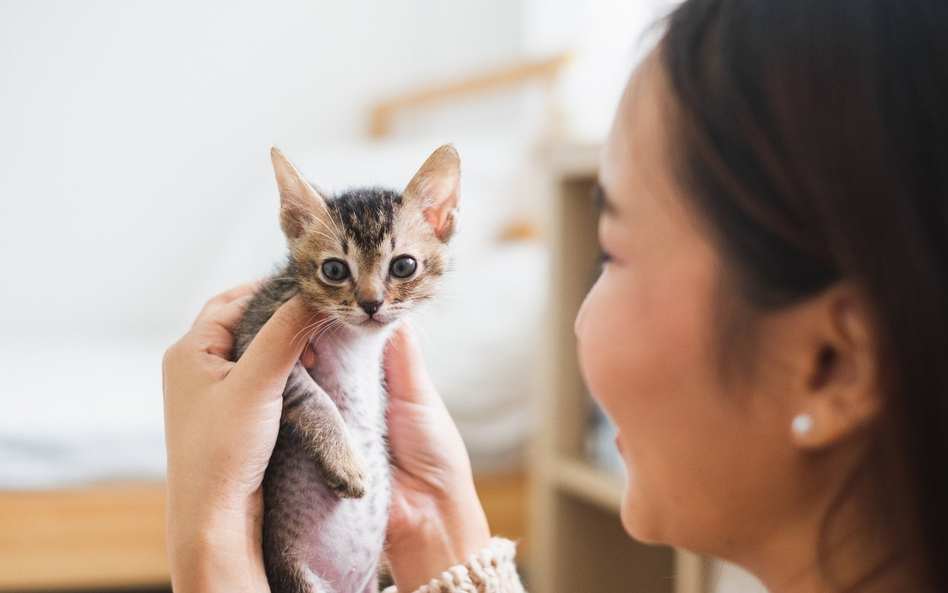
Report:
282,363,370,498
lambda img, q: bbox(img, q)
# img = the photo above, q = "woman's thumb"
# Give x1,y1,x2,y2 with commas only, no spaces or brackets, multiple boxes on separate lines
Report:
384,323,440,406
229,296,315,391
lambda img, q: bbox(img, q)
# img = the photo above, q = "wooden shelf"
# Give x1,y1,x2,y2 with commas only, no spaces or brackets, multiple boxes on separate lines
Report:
538,142,602,181
553,457,624,515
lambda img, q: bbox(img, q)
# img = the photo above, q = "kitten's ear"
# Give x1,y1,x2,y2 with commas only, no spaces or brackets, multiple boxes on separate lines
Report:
271,146,330,240
403,144,460,242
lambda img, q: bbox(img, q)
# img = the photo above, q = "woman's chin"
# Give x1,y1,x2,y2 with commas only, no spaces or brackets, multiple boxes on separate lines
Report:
618,484,665,545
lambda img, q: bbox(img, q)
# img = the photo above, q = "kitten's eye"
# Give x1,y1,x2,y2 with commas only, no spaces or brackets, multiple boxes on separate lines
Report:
390,256,417,279
322,259,350,282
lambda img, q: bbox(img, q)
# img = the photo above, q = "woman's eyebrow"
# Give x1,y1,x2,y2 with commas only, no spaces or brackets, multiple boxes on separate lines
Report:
593,184,617,216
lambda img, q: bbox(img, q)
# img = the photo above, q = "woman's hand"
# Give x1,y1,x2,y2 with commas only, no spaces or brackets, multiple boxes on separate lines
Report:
383,324,492,593
163,286,489,593
162,284,313,593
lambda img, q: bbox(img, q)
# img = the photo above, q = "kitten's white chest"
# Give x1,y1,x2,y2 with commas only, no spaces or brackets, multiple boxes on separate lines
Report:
308,328,391,424
295,327,394,591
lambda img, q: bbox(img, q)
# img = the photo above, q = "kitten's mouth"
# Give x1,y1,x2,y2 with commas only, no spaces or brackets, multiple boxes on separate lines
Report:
353,314,395,329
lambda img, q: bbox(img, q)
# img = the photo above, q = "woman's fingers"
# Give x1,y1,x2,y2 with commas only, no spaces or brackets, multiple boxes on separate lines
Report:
227,296,316,394
197,294,254,360
191,280,263,328
300,341,318,369
384,323,441,407
207,294,253,332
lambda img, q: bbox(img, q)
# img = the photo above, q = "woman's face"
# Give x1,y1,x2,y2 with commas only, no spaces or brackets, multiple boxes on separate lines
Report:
575,57,804,559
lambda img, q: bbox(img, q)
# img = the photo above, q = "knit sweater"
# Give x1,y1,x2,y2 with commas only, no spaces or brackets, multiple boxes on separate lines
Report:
381,538,525,593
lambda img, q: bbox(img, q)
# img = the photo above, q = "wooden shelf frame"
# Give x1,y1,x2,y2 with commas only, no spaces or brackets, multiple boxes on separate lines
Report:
368,53,570,138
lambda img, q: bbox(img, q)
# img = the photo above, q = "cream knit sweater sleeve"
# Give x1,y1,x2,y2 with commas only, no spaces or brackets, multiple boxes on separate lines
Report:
381,538,525,593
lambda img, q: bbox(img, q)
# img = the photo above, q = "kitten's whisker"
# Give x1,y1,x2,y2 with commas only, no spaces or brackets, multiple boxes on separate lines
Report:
327,213,344,241
291,316,334,349
306,318,337,342
306,322,331,350
317,209,344,241
311,317,340,339
312,216,343,244
296,324,326,360
411,321,434,347
289,313,320,346
291,315,327,342
306,228,338,244
326,320,346,344
405,307,434,321
313,318,344,348
429,296,476,309
308,325,331,350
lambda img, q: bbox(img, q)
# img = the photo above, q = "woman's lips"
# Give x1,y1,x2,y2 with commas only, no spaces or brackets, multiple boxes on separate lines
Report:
615,434,623,454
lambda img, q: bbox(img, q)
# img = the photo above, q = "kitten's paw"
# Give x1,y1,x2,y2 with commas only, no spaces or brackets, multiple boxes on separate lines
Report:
322,452,371,499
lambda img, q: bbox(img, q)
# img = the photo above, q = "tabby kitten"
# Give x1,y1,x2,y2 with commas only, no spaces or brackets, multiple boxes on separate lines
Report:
233,145,461,593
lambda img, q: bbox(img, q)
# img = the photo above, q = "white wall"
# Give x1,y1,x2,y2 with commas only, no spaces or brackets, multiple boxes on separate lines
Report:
0,0,521,338
521,0,682,141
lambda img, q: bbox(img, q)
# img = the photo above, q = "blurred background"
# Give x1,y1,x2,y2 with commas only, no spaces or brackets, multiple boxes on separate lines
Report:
0,1,763,592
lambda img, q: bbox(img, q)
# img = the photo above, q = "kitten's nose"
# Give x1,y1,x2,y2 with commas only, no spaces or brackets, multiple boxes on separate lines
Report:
359,300,382,316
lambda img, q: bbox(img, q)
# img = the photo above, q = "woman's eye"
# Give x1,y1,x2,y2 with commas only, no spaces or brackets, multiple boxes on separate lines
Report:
390,256,417,279
322,259,350,281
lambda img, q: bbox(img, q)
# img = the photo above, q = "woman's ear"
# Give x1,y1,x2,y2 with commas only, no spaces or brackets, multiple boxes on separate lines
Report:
787,287,882,450
403,145,461,242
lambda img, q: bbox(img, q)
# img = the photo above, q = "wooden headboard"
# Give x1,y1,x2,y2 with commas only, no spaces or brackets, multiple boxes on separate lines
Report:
367,53,571,138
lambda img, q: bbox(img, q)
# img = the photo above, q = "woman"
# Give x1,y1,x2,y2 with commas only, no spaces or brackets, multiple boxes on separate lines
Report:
163,1,947,591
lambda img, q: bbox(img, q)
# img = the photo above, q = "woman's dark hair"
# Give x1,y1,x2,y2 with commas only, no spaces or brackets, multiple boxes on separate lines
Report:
661,0,948,590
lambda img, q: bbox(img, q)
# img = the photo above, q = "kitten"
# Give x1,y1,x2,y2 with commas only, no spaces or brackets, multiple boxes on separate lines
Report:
233,145,460,593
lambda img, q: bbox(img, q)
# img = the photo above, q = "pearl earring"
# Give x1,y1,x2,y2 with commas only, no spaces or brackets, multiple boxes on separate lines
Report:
792,413,814,437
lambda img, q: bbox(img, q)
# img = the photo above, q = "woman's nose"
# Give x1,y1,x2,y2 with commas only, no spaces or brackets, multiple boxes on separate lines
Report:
575,293,590,340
